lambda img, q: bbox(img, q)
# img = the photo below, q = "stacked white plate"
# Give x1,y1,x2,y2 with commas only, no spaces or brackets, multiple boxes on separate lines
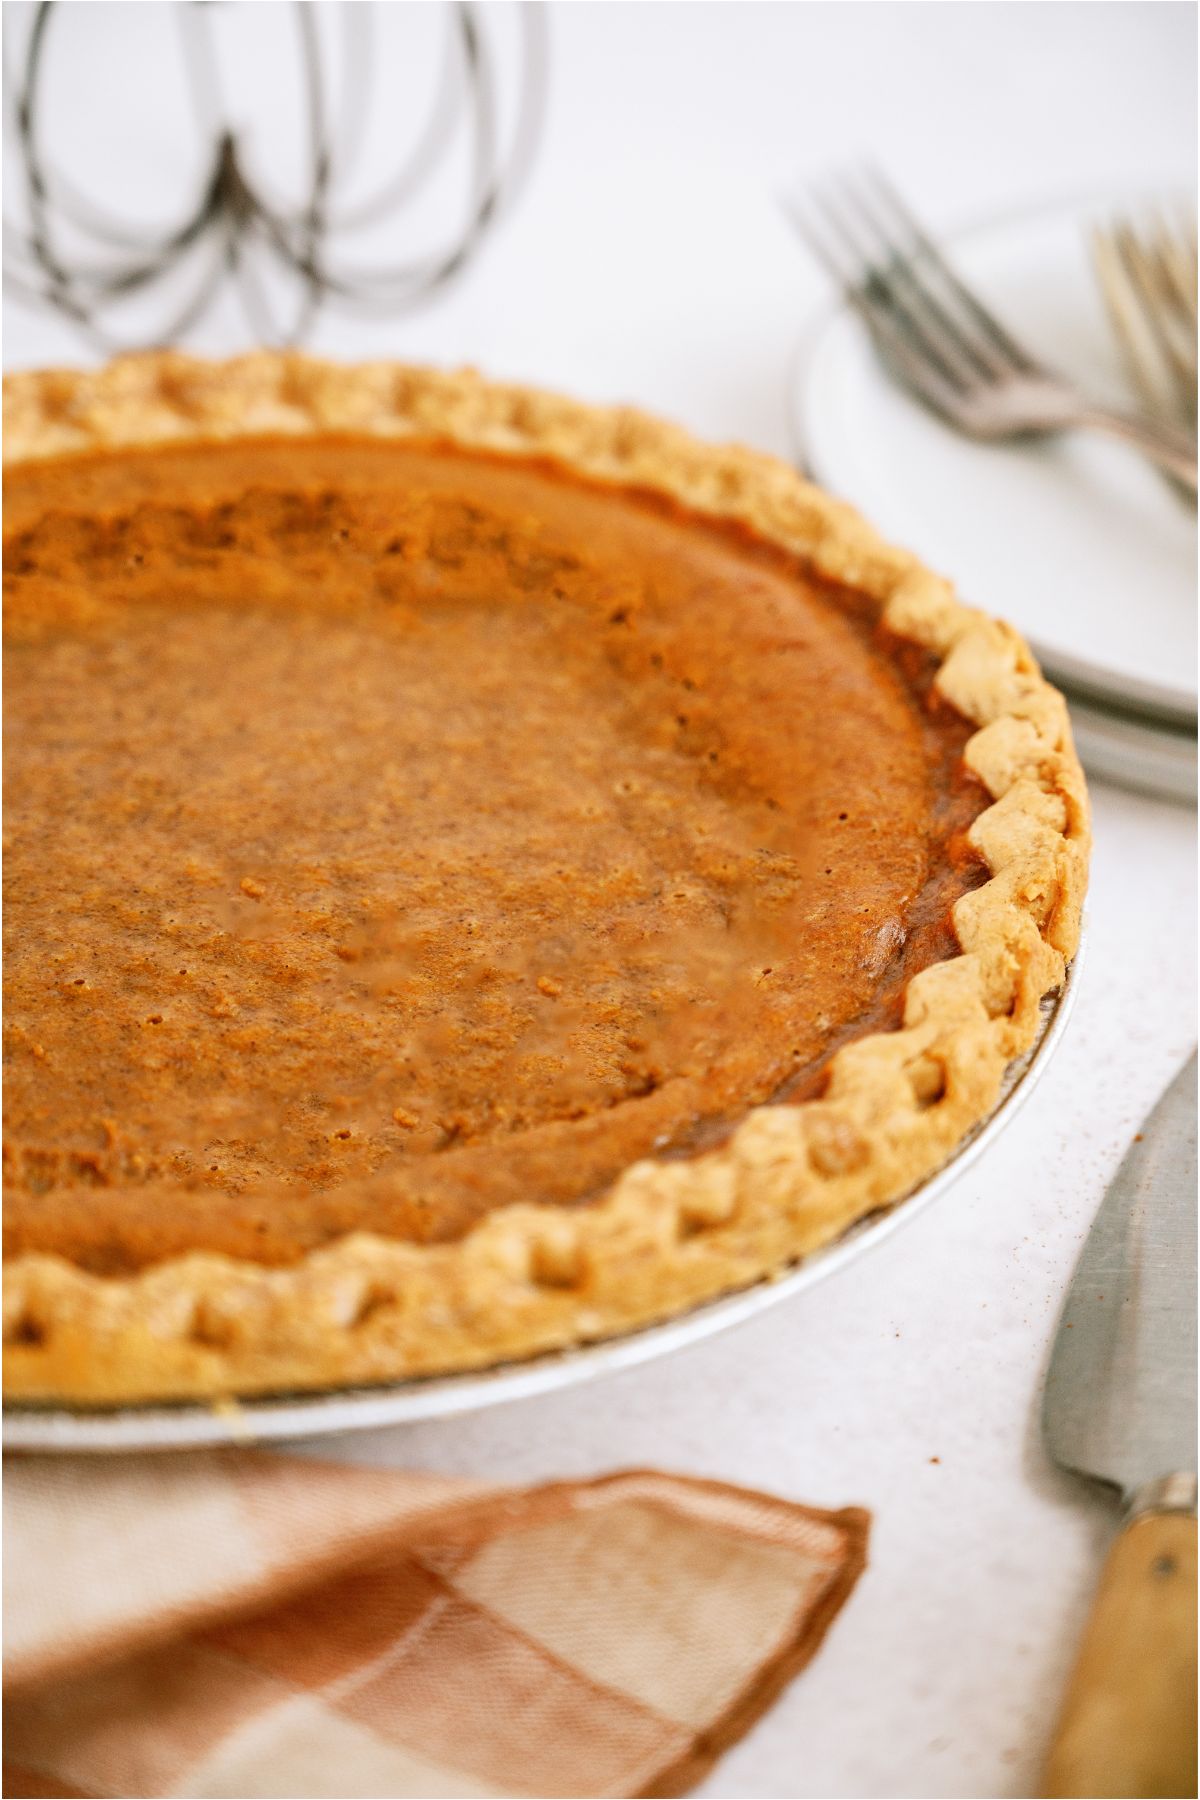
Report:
791,192,1197,802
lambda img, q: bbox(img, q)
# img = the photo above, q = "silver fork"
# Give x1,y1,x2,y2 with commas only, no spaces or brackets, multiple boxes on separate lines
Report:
786,170,1198,494
1092,215,1198,433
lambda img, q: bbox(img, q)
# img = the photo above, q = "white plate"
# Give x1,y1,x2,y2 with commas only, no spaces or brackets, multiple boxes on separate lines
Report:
1064,686,1196,803
4,957,1080,1454
792,191,1197,723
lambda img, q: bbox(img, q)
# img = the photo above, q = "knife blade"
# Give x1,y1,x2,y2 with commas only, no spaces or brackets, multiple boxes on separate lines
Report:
1043,1051,1197,1499
1040,1052,1197,1800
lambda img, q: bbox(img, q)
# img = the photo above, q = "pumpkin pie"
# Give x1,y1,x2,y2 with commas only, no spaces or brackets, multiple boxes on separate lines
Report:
2,355,1089,1404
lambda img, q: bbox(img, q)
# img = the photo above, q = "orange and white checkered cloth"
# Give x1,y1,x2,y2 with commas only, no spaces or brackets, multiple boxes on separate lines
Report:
4,1452,868,1798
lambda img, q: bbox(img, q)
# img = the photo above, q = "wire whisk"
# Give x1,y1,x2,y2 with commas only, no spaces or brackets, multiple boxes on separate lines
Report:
3,0,549,352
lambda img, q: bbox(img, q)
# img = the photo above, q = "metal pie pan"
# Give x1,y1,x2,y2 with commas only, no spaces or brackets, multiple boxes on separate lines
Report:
4,947,1081,1454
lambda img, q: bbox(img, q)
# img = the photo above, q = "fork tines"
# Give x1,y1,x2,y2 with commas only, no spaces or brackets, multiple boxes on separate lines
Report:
782,167,1043,418
1092,213,1198,429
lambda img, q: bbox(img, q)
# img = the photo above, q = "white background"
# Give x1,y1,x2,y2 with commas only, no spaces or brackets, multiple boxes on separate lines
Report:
5,5,1197,1796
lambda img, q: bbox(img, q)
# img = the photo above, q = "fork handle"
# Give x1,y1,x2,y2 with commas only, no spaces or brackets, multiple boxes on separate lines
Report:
1078,408,1198,493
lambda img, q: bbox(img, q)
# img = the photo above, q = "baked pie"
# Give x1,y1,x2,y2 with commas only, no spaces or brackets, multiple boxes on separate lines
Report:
3,355,1089,1404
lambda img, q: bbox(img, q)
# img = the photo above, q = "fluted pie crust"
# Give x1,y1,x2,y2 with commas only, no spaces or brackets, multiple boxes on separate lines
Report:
3,354,1089,1406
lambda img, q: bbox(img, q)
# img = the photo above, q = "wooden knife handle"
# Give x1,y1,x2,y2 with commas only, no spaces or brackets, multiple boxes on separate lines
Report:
1042,1510,1197,1798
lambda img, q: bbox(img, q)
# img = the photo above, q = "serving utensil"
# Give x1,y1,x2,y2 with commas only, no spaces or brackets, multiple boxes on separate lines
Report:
786,170,1198,493
1040,1052,1197,1798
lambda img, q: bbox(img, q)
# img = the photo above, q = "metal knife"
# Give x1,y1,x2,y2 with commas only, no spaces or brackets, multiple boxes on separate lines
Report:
1041,1051,1197,1799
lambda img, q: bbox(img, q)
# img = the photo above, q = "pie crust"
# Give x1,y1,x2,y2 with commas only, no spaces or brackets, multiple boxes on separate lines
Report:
2,353,1090,1405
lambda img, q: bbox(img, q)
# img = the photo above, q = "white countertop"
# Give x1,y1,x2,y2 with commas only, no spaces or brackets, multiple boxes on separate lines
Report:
6,6,1196,1794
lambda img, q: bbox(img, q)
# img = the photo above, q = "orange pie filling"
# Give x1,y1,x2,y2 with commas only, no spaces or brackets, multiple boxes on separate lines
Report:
3,438,989,1276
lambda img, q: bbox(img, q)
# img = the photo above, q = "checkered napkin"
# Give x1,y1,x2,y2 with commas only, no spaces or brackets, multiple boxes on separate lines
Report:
4,1452,868,1799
